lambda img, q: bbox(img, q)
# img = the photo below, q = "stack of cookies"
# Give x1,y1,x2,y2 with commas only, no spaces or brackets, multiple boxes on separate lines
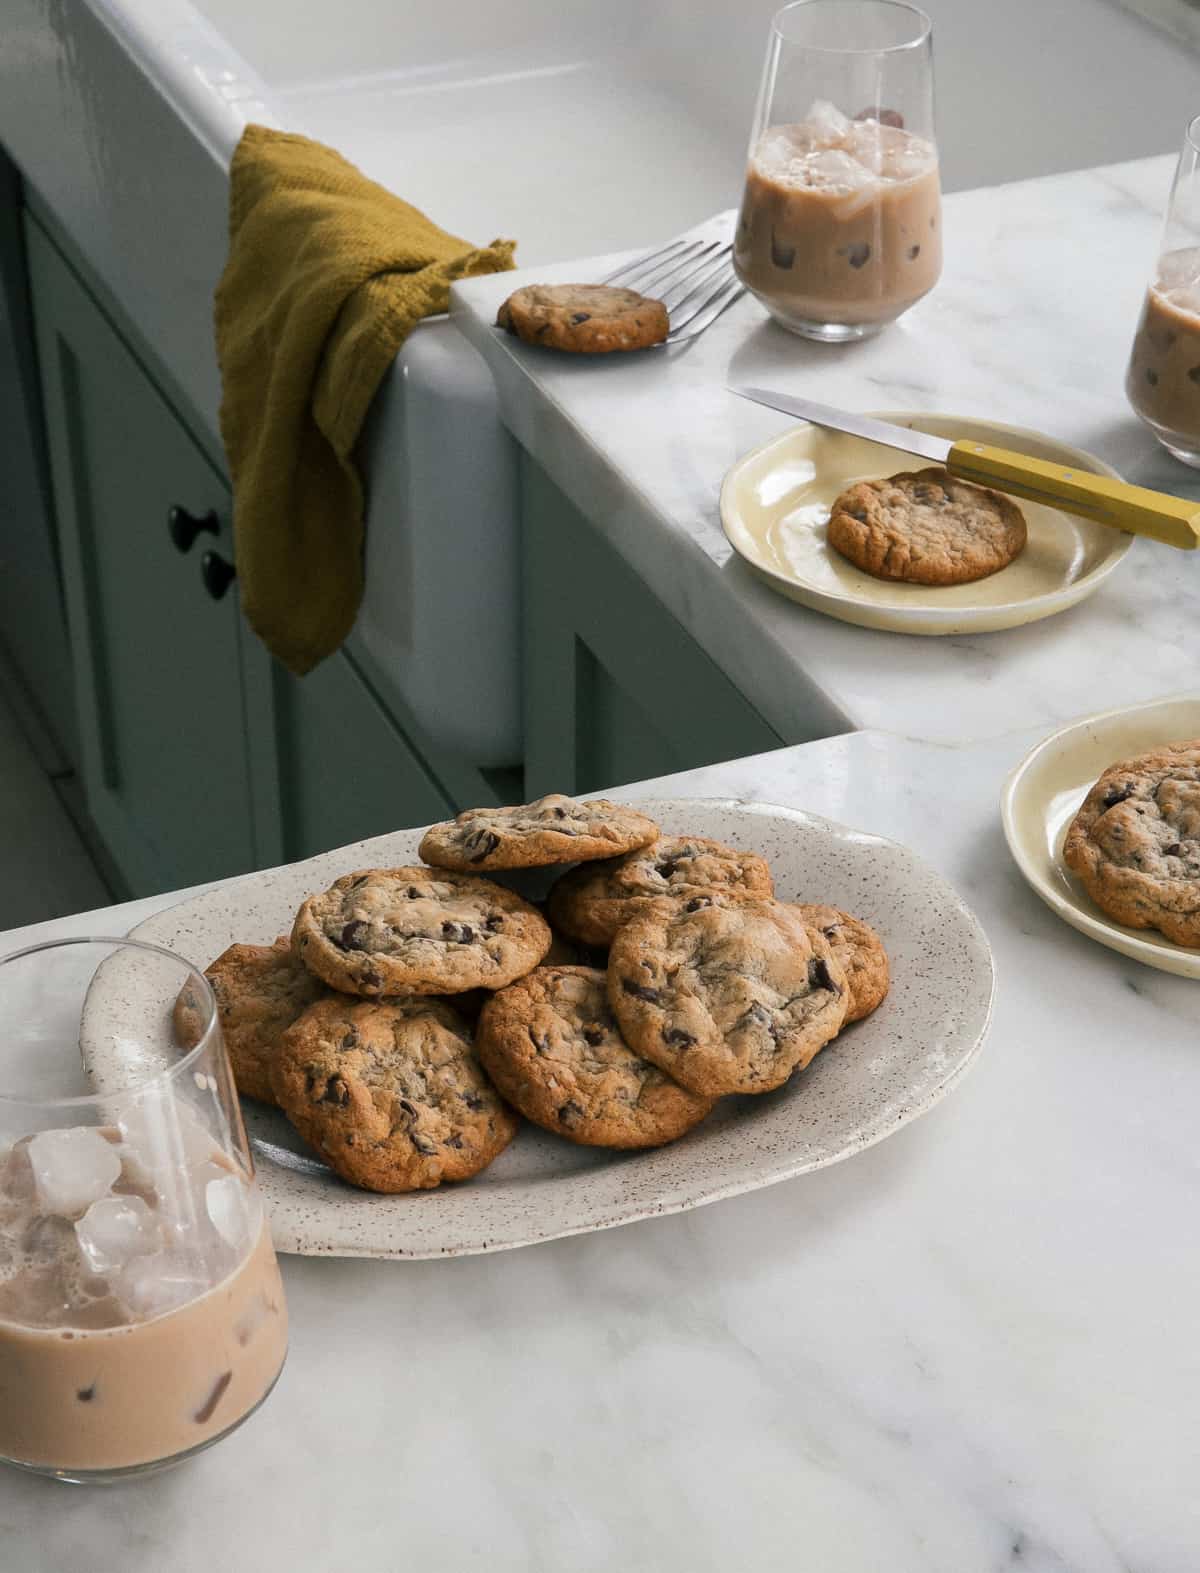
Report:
176,796,890,1195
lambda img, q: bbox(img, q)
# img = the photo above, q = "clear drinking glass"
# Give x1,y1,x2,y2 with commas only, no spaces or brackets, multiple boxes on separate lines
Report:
1125,115,1200,466
733,0,941,341
0,939,287,1483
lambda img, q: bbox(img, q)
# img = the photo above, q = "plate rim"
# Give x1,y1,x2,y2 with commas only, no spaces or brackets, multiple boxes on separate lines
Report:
123,796,996,1258
720,410,1132,632
1000,693,1200,979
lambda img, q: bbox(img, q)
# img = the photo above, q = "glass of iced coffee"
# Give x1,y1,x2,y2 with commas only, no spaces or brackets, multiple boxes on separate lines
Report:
734,0,941,341
0,938,287,1482
1126,115,1200,466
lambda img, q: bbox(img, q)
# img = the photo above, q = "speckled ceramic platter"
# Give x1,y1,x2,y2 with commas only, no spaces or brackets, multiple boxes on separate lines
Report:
1002,695,1200,979
89,800,993,1259
721,413,1132,635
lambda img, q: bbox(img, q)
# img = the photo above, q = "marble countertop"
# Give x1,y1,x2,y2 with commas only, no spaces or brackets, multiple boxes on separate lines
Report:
1116,0,1200,51
452,154,1200,750
2,728,1198,1570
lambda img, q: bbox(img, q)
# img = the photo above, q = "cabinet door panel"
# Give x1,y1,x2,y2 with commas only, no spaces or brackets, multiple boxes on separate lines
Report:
522,459,785,796
25,218,254,896
272,652,454,860
0,164,76,768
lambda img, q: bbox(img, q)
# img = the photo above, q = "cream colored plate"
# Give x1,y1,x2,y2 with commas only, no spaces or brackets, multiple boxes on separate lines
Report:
84,799,993,1259
720,412,1132,634
1001,695,1200,979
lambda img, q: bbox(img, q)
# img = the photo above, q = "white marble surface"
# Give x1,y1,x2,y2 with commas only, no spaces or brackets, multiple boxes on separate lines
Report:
1116,0,1200,50
452,154,1200,749
1,730,1198,1570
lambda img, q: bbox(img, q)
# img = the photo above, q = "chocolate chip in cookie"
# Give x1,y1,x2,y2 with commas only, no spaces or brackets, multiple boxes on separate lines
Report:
497,284,669,353
477,966,713,1149
790,904,889,1022
827,466,1027,585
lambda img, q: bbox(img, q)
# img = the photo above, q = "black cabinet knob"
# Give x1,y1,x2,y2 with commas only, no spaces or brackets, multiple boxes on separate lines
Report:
200,550,236,600
168,505,219,553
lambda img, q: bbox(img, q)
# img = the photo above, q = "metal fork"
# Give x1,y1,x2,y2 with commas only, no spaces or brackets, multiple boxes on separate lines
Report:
600,210,743,346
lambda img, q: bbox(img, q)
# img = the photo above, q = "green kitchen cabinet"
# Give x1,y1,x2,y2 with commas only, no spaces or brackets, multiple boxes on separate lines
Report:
260,651,456,860
0,153,76,770
521,458,785,795
25,215,262,896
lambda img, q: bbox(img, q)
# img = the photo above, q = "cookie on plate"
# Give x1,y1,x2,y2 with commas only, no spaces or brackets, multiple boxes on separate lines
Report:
608,898,849,1097
1062,740,1200,946
292,867,551,996
173,936,326,1105
496,284,669,353
477,966,713,1149
548,835,774,947
419,795,659,872
827,466,1027,586
272,995,518,1193
792,905,889,1023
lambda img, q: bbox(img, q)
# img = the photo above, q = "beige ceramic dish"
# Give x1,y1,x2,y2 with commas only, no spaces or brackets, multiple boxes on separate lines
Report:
1001,694,1200,979
82,799,993,1260
720,412,1132,635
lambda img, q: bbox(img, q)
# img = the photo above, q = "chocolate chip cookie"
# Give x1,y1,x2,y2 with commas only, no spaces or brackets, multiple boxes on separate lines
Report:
827,466,1027,585
292,867,551,995
548,835,775,947
791,905,889,1023
477,967,713,1149
496,284,669,353
608,898,849,1097
1062,740,1200,946
419,795,659,872
173,936,326,1105
272,995,517,1192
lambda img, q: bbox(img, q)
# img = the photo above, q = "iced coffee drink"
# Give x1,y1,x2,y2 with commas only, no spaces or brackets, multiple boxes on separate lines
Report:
0,937,287,1482
734,100,942,337
1126,248,1200,464
0,1118,286,1476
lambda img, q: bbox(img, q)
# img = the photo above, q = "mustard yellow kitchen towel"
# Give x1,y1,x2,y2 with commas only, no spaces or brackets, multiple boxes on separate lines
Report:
214,124,516,675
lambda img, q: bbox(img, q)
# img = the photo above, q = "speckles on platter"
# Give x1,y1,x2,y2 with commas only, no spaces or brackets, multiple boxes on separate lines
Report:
86,798,993,1261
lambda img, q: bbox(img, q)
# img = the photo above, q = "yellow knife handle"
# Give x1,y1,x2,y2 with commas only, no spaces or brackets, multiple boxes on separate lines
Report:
946,440,1200,551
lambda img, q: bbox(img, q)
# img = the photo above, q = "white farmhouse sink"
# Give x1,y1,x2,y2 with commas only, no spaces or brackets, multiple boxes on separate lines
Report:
201,0,748,764
2,0,1197,764
184,0,751,266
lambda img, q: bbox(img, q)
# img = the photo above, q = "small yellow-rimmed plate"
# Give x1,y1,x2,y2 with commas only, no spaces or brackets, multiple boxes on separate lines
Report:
720,412,1133,634
1001,694,1200,979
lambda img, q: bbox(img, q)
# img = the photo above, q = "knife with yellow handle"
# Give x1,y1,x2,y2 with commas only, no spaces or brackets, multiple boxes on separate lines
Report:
730,384,1200,551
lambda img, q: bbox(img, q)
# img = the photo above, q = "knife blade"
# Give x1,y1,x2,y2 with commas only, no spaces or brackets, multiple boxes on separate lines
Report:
728,382,1200,550
731,385,953,463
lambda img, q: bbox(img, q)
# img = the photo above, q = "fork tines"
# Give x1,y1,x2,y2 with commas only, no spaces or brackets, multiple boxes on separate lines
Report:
601,212,744,346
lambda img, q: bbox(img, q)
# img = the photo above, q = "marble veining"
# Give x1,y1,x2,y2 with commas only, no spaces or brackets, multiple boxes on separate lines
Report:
452,154,1200,751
